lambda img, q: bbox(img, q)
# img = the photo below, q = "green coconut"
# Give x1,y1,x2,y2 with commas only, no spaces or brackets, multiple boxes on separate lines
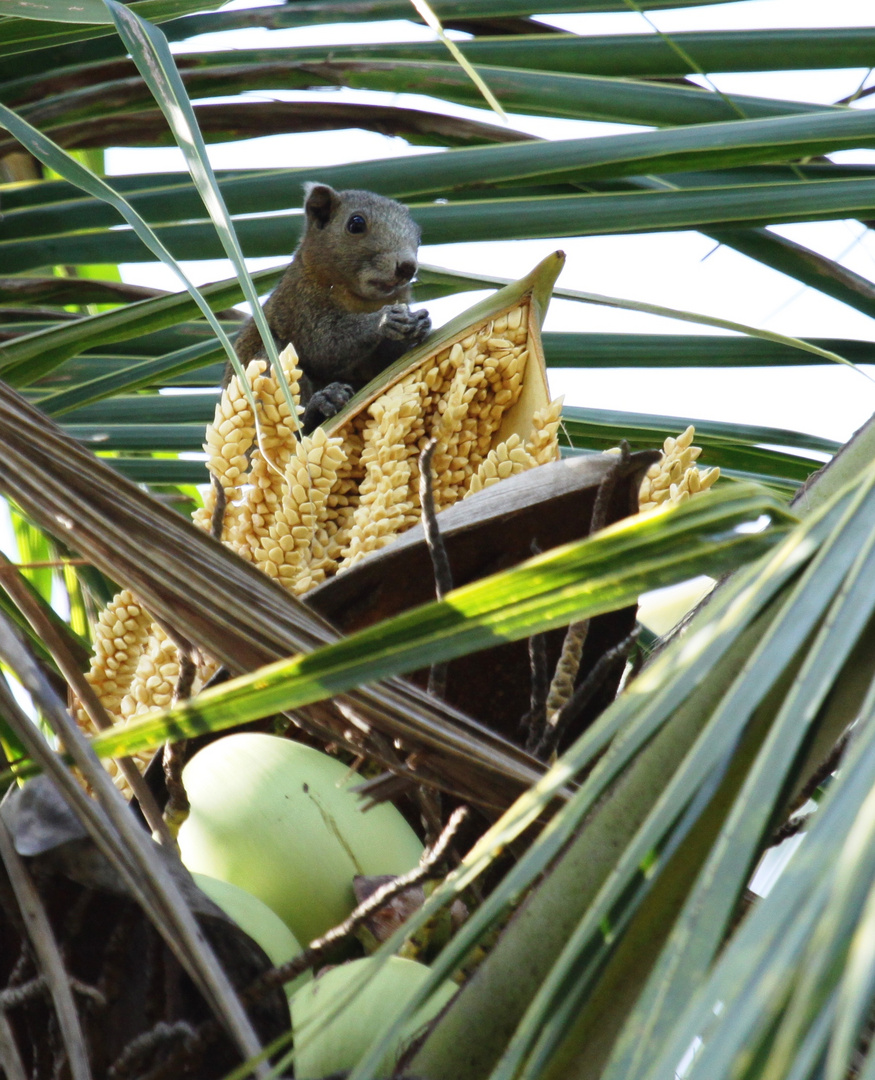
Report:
291,956,456,1078
191,872,310,997
178,733,424,944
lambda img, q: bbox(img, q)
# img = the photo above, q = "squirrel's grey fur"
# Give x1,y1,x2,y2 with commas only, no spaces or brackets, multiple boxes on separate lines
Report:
231,183,431,432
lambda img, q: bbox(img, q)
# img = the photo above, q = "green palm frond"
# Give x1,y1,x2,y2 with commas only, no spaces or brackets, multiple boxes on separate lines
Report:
1,1,874,1077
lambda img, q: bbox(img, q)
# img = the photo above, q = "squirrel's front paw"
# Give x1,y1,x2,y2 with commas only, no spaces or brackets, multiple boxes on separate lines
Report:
409,307,431,345
380,304,431,344
302,382,355,434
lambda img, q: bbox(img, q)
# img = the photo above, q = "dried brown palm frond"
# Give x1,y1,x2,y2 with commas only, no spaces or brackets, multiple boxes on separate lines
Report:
0,378,545,810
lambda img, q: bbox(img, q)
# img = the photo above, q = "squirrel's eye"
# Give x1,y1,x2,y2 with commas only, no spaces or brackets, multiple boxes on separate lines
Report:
346,214,367,235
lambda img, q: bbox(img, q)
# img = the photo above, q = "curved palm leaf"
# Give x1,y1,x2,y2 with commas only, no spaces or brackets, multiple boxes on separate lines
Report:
2,4,875,1079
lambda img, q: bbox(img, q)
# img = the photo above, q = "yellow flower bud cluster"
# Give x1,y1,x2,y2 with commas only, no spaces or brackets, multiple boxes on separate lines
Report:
339,379,423,567
256,426,348,593
637,426,720,511
330,305,562,566
204,303,561,583
77,589,154,742
466,398,564,496
76,590,218,791
76,298,563,780
229,357,302,563
191,357,259,544
76,356,294,793
120,627,184,719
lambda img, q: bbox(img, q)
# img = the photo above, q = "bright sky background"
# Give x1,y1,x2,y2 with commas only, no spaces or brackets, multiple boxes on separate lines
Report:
106,0,875,446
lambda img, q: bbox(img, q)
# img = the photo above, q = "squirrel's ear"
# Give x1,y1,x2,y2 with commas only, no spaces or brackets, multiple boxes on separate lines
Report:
303,183,337,229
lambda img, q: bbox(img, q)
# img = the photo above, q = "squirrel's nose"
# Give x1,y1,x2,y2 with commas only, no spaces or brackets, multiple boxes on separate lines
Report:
396,259,417,284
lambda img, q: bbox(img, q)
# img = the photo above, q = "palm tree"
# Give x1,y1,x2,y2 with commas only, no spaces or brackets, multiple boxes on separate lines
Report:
1,1,875,1078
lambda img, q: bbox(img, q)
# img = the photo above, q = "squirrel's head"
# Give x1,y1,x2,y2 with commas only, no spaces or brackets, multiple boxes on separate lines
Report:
299,183,422,303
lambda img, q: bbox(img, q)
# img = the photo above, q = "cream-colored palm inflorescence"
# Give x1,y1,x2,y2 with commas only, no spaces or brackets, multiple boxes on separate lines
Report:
78,299,718,793
76,589,219,788
208,300,563,584
636,425,720,512
77,299,564,783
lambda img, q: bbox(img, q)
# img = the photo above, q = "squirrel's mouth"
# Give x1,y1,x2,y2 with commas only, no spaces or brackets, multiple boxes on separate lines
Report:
365,278,408,296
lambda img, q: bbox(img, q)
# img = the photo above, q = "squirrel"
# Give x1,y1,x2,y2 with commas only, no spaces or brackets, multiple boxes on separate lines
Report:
230,183,431,433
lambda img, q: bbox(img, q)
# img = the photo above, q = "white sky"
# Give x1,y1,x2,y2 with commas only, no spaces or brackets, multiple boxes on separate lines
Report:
106,0,875,444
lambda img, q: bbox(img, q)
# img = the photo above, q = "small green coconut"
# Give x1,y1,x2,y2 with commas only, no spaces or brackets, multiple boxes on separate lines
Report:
191,872,310,997
291,956,456,1078
178,733,424,944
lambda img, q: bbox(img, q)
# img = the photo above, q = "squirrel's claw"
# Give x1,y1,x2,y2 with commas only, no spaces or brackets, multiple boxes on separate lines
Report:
302,381,355,434
410,308,431,345
380,304,431,344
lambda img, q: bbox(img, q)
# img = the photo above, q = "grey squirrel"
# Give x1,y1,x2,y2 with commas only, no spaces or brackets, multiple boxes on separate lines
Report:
231,183,431,432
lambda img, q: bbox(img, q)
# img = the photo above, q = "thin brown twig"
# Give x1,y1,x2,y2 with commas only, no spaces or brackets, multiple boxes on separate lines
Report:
257,805,470,994
420,439,453,700
769,812,812,847
524,630,549,749
418,440,453,599
766,735,850,850
148,614,198,667
353,730,443,846
522,538,550,751
788,731,850,817
210,473,228,542
354,770,417,808
173,654,197,705
418,782,444,850
354,763,504,812
591,441,631,536
162,739,189,837
163,656,195,836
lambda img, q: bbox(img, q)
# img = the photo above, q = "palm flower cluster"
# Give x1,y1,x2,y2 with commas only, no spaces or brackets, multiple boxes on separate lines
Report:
75,288,717,790
192,300,564,587
637,425,720,512
76,296,563,775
